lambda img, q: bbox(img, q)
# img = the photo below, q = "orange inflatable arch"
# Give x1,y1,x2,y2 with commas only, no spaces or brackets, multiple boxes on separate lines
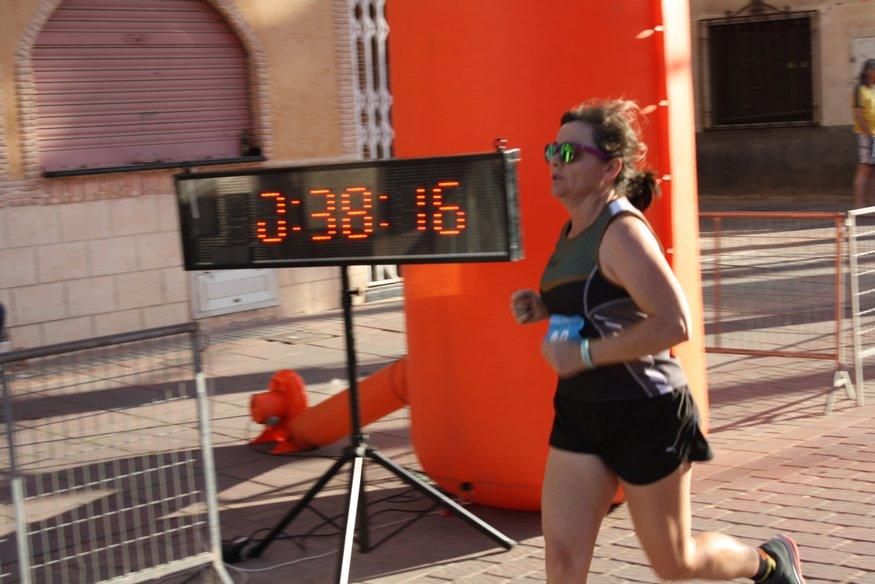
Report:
389,0,707,511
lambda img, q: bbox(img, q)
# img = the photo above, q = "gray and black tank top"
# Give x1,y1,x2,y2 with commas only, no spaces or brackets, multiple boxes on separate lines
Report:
539,197,687,402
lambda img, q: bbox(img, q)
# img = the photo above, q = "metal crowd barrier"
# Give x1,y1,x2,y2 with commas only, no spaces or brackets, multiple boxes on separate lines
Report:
846,206,875,407
0,323,231,584
699,211,856,411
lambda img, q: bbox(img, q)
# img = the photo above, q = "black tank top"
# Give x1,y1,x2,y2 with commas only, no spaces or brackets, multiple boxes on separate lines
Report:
539,197,687,402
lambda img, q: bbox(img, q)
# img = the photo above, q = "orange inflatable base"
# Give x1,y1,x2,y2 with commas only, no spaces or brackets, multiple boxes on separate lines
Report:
249,359,409,454
613,486,625,506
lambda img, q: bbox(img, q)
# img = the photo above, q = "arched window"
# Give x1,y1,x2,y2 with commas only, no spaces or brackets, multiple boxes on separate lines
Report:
33,0,259,176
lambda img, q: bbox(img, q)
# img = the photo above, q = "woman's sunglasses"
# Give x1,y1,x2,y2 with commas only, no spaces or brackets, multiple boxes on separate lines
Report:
544,142,612,164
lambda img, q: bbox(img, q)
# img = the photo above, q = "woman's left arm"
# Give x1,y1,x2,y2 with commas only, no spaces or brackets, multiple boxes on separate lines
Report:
541,214,691,376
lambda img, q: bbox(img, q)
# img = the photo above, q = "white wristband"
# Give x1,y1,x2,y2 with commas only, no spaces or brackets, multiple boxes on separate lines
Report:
579,338,594,370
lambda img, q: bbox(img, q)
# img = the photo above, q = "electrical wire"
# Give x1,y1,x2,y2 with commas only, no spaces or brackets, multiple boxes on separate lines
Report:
226,549,337,574
169,564,250,584
225,506,446,575
247,486,436,546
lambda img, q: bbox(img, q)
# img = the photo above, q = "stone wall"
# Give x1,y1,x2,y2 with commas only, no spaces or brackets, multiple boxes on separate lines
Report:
696,125,858,198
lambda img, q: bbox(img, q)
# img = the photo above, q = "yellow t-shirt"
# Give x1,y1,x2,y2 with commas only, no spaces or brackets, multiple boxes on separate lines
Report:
854,83,875,134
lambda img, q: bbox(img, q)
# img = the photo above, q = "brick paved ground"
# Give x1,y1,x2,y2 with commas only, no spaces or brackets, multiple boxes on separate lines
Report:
186,299,875,584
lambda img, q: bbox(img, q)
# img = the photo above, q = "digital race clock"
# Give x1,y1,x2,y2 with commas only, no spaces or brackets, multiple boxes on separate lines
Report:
175,149,523,269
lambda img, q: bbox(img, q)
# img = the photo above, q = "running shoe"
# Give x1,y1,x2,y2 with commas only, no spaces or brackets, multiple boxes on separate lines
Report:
760,534,806,584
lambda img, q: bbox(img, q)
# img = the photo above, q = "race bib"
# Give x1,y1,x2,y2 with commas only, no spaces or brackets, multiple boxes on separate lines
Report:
546,314,585,343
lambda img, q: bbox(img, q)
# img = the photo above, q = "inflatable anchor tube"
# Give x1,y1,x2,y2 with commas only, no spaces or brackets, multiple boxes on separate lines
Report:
275,357,409,453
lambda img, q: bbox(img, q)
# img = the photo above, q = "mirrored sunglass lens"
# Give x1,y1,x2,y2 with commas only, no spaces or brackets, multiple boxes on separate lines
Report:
544,143,557,161
559,143,575,163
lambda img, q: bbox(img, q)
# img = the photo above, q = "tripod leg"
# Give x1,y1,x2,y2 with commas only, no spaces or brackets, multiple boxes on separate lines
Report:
337,452,365,584
356,452,371,553
248,453,350,558
367,449,515,550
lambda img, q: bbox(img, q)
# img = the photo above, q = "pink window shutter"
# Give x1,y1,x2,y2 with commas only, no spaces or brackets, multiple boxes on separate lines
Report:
33,0,252,173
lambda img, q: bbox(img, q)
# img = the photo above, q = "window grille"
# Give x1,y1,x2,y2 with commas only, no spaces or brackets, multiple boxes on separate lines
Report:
349,0,400,288
704,11,816,127
349,0,393,160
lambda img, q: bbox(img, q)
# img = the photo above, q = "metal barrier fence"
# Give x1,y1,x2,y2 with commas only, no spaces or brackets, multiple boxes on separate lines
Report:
700,211,846,360
846,206,875,406
699,211,856,409
0,324,231,584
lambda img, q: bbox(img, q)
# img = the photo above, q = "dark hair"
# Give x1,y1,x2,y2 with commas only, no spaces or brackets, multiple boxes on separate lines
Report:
560,99,659,211
861,59,875,85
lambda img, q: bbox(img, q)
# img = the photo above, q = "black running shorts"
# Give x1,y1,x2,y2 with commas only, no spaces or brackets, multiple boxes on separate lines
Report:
549,385,714,485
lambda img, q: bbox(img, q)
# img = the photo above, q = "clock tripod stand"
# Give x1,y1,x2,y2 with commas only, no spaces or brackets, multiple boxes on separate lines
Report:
247,266,515,584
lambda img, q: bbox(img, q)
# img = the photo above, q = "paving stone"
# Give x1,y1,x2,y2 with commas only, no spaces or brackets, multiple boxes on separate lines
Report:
790,531,852,550
424,559,494,580
836,539,875,555
456,572,508,583
761,504,834,523
831,526,875,542
801,561,865,582
841,553,875,572
482,555,543,578
823,513,875,529
801,546,857,565
814,500,874,515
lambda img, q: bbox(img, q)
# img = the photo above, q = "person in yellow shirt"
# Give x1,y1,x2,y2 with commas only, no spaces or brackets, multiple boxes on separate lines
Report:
853,59,875,207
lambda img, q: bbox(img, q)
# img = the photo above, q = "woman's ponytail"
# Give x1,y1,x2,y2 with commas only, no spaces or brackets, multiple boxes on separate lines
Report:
625,170,659,212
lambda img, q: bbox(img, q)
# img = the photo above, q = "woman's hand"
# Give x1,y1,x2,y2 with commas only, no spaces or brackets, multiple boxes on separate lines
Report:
541,338,585,377
510,289,549,324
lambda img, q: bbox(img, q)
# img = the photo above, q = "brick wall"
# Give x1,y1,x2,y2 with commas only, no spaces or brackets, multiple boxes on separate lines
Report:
0,193,368,349
696,125,858,198
0,194,185,347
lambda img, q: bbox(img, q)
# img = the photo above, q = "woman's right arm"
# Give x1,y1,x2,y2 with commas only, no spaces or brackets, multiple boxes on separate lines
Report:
510,289,549,324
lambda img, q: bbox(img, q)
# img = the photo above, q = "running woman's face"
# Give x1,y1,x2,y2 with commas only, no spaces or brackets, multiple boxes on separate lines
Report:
549,122,614,202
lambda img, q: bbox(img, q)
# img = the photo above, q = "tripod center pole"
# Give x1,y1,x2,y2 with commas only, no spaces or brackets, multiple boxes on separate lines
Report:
340,266,365,443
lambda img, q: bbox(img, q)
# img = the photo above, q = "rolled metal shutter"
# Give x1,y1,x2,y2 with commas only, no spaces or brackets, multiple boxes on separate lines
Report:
33,0,251,173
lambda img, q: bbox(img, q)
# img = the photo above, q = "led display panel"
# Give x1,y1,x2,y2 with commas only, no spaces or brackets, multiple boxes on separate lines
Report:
175,149,522,269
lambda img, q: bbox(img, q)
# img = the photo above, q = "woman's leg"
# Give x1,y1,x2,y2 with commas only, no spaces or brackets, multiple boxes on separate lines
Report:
865,164,875,206
622,462,760,581
541,447,619,583
854,163,869,208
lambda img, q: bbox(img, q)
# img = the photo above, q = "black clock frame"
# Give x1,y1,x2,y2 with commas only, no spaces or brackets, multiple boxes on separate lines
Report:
174,148,522,269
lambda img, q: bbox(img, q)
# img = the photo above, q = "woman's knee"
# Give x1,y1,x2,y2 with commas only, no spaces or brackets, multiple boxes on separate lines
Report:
545,538,591,578
646,543,699,581
649,556,697,581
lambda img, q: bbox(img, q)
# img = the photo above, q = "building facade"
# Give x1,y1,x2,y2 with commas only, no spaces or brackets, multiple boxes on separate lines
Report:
3,0,873,349
691,0,875,196
0,0,392,349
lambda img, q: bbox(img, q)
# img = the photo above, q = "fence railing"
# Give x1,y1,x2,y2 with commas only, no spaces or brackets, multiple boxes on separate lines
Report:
699,211,856,410
0,324,231,584
700,211,847,360
845,206,875,406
